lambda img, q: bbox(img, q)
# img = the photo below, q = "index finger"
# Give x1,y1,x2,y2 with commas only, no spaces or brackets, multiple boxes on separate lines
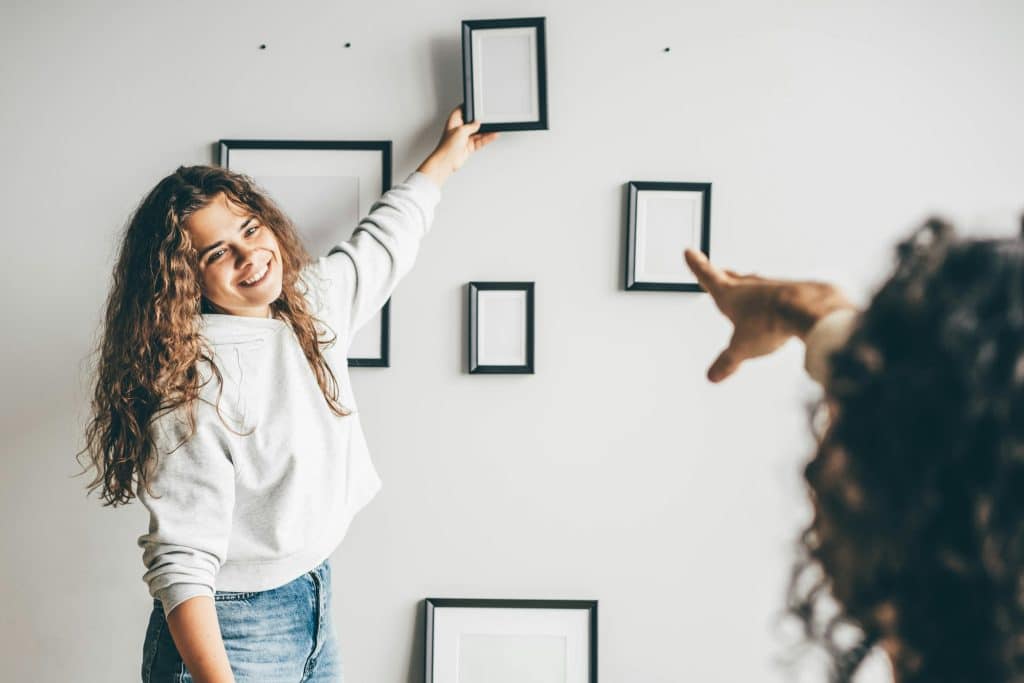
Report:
683,249,727,294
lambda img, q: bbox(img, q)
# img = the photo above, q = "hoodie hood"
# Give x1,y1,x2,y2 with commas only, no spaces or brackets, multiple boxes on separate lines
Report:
199,313,287,346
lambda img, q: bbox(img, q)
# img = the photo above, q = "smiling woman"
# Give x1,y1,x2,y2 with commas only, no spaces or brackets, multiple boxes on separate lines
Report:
188,194,285,317
78,106,497,683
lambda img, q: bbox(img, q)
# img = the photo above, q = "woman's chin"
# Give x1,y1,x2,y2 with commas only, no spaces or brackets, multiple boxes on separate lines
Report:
266,280,284,304
237,279,282,305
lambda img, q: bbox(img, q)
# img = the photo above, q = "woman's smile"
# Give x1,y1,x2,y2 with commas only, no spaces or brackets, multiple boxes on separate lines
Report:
239,258,272,287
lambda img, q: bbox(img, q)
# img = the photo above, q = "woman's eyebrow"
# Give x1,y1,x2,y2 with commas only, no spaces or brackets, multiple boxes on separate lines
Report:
197,216,256,259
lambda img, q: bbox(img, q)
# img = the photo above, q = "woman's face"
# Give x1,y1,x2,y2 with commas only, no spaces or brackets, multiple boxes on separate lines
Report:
187,193,284,317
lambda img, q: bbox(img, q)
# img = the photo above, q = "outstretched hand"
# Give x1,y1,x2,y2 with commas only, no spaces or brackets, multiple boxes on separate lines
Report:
683,249,853,382
417,106,499,187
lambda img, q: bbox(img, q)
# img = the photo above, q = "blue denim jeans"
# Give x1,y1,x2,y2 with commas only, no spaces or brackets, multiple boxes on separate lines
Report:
141,559,342,682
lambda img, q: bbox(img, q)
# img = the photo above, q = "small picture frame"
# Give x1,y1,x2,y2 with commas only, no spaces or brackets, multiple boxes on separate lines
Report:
462,17,549,132
625,181,712,292
425,598,598,683
219,140,393,366
468,282,535,374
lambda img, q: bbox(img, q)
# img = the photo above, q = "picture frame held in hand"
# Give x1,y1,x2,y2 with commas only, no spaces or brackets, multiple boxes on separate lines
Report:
462,17,549,133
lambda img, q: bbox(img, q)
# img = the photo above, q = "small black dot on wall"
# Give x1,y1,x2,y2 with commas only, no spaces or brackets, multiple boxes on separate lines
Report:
344,42,352,48
259,44,267,50
664,47,671,52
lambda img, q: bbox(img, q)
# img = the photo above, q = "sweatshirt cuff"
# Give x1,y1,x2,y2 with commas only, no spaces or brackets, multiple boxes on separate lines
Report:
157,582,214,616
804,309,859,386
403,171,442,206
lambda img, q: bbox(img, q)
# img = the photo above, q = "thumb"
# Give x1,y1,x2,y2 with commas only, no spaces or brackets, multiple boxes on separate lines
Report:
707,346,742,383
462,119,483,136
446,106,465,130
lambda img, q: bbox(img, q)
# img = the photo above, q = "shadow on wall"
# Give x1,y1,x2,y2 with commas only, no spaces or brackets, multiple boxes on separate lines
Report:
459,283,469,373
404,600,427,683
406,36,464,154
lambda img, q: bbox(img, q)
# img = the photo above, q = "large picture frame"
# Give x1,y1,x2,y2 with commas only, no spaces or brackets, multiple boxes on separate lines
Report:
625,181,712,292
219,139,393,366
468,282,535,374
425,598,598,683
462,17,549,133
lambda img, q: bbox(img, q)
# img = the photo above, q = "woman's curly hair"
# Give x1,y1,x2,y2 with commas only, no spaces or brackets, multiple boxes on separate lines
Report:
79,165,347,507
790,218,1024,681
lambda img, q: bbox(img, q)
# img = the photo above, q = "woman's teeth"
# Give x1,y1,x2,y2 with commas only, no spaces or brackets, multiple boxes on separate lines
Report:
241,263,269,286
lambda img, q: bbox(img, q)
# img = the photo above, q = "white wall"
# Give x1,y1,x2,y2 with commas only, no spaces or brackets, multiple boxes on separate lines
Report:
2,0,1022,681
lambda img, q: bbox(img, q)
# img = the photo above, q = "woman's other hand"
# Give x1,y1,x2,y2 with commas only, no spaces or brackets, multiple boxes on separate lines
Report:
683,249,854,382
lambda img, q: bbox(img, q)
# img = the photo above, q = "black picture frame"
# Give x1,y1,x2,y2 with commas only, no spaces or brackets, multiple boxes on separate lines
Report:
462,17,549,133
425,598,598,683
625,181,712,292
219,139,393,367
468,281,535,374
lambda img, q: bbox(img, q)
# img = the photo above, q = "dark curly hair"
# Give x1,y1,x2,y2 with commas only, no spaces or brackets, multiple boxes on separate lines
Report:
790,218,1024,681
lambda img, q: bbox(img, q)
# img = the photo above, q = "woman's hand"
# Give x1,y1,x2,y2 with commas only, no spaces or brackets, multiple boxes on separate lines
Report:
166,596,236,683
417,106,499,187
683,249,854,382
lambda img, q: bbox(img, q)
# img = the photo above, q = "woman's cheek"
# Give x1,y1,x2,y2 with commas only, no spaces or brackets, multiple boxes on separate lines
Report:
208,263,231,294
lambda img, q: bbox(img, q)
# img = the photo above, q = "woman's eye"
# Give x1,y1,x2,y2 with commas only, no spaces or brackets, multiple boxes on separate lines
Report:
208,249,225,264
245,224,260,236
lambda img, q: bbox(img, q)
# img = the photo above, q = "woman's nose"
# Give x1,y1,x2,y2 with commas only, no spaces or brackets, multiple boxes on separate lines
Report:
235,244,258,268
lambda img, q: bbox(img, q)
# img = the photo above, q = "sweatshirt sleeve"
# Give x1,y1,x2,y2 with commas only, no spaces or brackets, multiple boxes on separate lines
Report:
804,308,860,386
137,407,235,615
315,171,441,337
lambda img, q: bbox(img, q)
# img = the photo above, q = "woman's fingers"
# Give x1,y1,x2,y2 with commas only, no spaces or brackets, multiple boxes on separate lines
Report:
683,251,756,383
417,106,492,185
725,268,766,282
471,131,499,151
684,249,728,295
707,346,742,383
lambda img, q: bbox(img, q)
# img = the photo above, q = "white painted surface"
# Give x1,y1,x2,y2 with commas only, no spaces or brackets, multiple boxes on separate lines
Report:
472,27,540,123
635,189,704,284
2,0,1023,681
433,607,588,683
477,289,528,366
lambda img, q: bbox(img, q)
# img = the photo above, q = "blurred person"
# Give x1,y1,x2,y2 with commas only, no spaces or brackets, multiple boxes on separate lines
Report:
685,218,1024,682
